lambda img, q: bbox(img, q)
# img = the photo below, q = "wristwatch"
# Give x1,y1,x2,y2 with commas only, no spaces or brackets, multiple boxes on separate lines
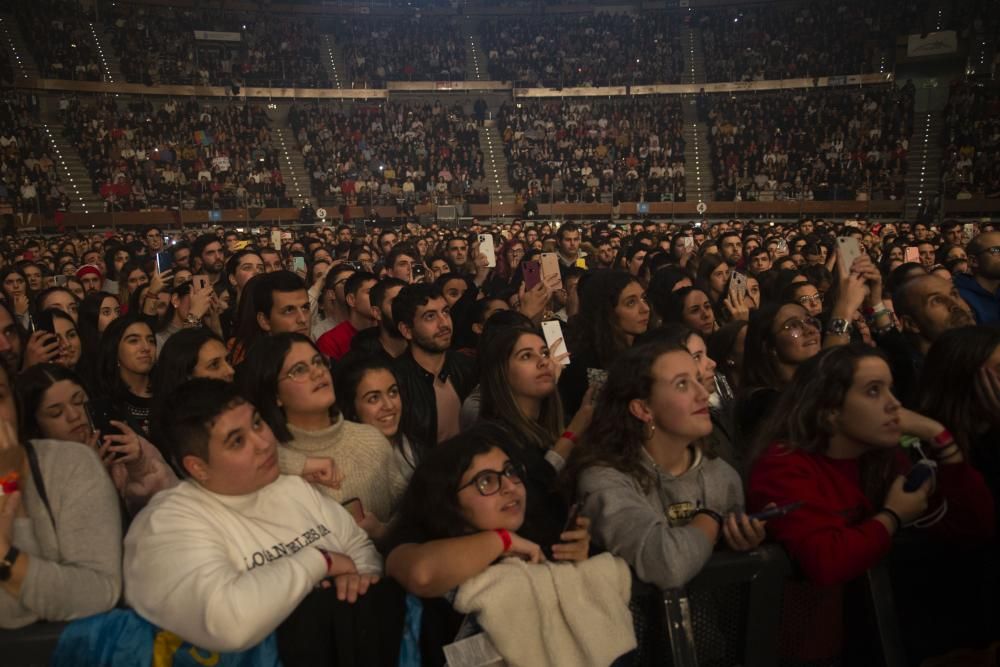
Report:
826,318,853,337
184,314,203,328
0,545,20,582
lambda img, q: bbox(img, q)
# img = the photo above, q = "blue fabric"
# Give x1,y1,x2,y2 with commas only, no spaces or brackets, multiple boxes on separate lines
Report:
955,273,1000,325
51,609,281,667
397,594,423,667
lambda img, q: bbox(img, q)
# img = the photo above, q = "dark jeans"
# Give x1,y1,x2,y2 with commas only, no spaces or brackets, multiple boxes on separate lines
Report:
276,579,406,667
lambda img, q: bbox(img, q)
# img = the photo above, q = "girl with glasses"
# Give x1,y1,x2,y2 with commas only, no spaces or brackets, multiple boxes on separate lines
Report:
387,430,610,665
238,333,406,540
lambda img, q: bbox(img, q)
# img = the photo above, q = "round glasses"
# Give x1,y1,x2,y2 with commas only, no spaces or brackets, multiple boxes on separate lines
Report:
280,354,328,383
796,293,823,306
458,461,525,496
778,316,821,338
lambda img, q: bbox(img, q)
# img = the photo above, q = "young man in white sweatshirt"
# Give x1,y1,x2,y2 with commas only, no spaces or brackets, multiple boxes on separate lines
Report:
123,379,384,656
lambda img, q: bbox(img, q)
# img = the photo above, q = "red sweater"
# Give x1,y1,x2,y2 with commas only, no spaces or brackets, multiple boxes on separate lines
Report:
316,319,358,361
748,443,995,587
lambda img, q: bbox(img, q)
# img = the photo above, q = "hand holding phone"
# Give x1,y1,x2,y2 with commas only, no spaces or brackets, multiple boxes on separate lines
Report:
904,246,920,264
748,501,803,522
541,320,570,366
836,236,863,278
478,234,496,268
521,259,542,290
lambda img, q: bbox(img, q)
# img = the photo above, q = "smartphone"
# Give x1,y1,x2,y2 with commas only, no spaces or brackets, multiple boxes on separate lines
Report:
903,461,935,492
54,275,68,287
904,246,920,264
748,501,803,521
540,319,569,366
342,497,365,522
682,236,694,252
836,236,863,277
193,275,209,292
562,502,581,532
776,239,789,255
412,263,427,278
270,230,282,251
292,256,307,273
33,310,56,336
478,233,496,268
522,259,542,290
539,252,563,291
155,251,173,274
728,272,747,301
86,398,125,459
586,367,608,402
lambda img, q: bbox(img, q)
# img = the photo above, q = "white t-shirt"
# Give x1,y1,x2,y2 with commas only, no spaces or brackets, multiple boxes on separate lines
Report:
124,474,381,652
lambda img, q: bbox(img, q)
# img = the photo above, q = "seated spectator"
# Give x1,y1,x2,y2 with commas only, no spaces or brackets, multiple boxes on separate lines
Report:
568,339,764,592
123,379,391,659
335,17,466,85
0,356,122,628
940,82,1000,200
238,333,406,539
18,363,176,515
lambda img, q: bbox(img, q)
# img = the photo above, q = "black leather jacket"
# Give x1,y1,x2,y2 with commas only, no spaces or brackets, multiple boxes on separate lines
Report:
394,349,477,451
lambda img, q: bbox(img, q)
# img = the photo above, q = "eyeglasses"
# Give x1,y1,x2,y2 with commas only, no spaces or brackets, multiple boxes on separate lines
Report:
796,293,823,306
778,316,821,338
280,354,328,383
457,461,525,496
977,246,1000,257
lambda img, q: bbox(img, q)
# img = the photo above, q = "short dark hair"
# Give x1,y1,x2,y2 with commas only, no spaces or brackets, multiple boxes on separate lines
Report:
192,233,221,259
386,244,417,269
556,222,581,241
156,379,248,475
344,271,377,297
370,277,407,311
392,283,444,329
232,271,306,348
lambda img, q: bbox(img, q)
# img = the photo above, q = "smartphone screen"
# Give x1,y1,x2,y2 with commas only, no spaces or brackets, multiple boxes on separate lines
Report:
34,310,56,336
292,257,307,273
728,272,747,301
478,234,496,268
193,275,209,292
155,251,173,274
904,246,920,264
539,253,563,291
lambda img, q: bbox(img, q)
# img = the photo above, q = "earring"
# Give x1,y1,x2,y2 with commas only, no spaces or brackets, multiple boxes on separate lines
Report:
644,420,656,440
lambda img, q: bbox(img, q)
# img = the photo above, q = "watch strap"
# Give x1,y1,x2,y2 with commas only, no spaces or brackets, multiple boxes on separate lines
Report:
0,545,20,581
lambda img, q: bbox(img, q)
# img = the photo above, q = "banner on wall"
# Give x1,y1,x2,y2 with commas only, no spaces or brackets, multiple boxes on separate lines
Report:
907,31,958,57
193,31,241,42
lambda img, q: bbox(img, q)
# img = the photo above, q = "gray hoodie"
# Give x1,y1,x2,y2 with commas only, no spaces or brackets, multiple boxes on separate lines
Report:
577,446,744,590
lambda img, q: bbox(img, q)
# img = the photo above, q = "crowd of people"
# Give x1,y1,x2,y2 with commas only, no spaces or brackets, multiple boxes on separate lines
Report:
0,211,996,665
941,81,1000,200
479,13,683,88
696,2,908,83
333,17,466,86
498,97,687,206
0,94,69,217
13,0,105,82
60,96,289,212
289,101,487,209
102,5,331,89
705,84,916,202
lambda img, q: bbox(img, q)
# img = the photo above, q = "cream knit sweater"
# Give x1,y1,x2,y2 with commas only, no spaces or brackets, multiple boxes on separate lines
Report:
277,416,408,522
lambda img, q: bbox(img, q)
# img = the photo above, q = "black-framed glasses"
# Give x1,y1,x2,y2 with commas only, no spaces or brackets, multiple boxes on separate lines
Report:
457,461,525,496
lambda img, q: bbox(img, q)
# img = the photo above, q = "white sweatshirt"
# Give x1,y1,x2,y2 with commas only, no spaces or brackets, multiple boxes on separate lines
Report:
123,474,382,652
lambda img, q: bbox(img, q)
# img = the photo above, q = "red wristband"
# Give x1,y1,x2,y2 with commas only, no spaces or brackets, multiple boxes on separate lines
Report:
316,547,333,572
931,429,955,449
0,472,19,496
560,431,577,443
494,528,512,552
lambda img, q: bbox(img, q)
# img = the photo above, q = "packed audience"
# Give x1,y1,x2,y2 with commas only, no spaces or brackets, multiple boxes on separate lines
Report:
705,84,915,202
0,213,997,665
101,5,330,88
480,13,682,87
0,94,69,216
940,81,1000,200
14,0,105,82
333,17,466,86
498,97,687,204
60,97,289,212
289,101,486,208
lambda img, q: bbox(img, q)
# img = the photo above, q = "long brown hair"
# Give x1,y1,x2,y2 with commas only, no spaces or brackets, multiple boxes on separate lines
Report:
564,340,689,495
752,344,897,507
478,326,564,451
